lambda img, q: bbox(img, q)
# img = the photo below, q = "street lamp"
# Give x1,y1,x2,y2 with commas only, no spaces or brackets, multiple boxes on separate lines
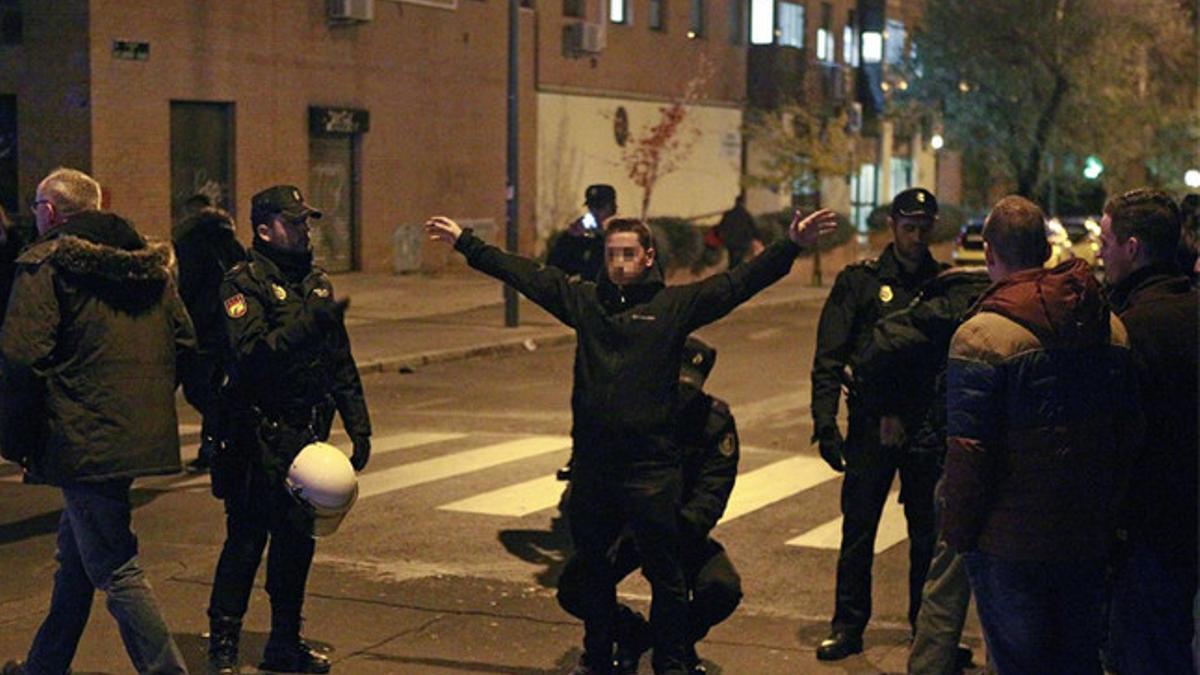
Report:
1185,169,1200,189
930,133,944,150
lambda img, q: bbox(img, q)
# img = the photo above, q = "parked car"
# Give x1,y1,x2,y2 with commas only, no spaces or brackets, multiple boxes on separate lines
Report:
951,219,986,266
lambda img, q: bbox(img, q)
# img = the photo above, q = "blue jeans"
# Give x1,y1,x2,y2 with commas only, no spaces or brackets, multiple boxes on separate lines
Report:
24,480,186,675
1106,542,1195,675
965,551,1104,675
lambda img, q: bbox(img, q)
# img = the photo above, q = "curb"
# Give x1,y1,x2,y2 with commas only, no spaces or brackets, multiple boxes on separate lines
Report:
352,291,829,376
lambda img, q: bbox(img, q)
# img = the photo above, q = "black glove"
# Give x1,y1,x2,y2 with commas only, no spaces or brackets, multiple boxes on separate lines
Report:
350,435,371,471
817,427,845,473
308,295,350,327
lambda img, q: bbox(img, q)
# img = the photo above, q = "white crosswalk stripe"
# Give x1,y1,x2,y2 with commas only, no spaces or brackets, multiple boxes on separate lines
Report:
717,454,839,524
786,489,908,554
439,474,565,516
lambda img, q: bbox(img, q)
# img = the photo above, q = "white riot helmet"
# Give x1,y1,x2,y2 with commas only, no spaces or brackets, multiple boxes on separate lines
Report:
285,441,359,537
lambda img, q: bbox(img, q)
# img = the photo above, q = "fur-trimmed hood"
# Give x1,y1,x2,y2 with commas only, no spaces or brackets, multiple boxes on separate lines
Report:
19,211,171,287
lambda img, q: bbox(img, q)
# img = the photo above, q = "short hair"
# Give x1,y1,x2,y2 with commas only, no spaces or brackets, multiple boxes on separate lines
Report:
604,217,655,250
1102,188,1181,262
39,167,101,217
982,195,1049,269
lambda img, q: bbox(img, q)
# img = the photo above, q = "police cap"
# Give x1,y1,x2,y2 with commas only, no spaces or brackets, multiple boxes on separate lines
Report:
251,185,323,225
890,188,938,220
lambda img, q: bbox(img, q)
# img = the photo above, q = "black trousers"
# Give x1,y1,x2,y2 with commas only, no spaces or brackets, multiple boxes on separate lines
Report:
558,535,742,650
207,475,315,641
566,451,689,674
832,439,939,636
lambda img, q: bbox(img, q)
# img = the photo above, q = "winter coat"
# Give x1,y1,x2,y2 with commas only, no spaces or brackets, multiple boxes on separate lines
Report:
0,211,196,485
454,229,802,457
854,266,992,455
1107,264,1199,578
940,259,1141,560
173,206,245,352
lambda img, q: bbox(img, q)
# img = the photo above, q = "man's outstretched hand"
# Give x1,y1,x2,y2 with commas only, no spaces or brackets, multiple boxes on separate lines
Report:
788,208,840,248
424,216,463,244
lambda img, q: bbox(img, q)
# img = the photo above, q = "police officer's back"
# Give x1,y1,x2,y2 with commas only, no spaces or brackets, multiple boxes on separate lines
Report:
207,185,370,675
546,184,614,281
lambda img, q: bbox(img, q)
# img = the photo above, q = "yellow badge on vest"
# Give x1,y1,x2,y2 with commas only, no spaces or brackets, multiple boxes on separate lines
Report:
224,293,247,319
271,283,288,301
879,285,894,303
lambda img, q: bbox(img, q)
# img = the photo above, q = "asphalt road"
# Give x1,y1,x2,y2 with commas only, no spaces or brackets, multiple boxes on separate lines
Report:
0,298,984,674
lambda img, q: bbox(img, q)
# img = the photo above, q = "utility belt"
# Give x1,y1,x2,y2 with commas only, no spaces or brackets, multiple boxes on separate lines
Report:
211,395,335,500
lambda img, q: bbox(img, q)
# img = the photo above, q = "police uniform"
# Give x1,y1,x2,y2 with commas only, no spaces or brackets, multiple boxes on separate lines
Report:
207,186,370,674
546,184,614,281
557,337,742,675
810,189,946,657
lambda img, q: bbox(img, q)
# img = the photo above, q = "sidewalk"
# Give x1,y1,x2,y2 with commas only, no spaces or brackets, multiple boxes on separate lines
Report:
334,237,906,374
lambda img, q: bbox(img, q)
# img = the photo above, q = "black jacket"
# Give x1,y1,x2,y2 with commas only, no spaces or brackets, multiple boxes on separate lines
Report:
854,267,991,454
811,244,945,442
173,207,245,352
220,242,370,445
1108,264,1198,577
546,219,605,281
0,212,196,484
455,230,802,451
677,391,739,542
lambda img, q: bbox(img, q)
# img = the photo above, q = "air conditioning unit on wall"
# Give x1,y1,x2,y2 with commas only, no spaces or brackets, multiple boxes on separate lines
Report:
565,22,605,54
328,0,375,22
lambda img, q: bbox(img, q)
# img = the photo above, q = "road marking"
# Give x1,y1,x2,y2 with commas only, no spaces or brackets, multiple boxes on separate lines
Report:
167,431,469,490
785,489,908,554
439,474,565,516
358,435,570,500
717,455,839,524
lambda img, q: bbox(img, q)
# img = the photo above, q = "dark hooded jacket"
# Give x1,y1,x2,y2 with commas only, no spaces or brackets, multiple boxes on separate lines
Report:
940,260,1141,560
173,206,245,352
454,229,802,458
1107,264,1198,578
0,211,196,485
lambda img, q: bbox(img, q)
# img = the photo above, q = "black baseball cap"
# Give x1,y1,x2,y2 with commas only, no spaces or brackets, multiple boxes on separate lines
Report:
679,336,717,390
584,184,617,207
251,185,323,225
890,188,938,219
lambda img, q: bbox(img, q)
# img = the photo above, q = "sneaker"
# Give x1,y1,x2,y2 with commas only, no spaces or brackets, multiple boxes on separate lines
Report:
259,640,330,674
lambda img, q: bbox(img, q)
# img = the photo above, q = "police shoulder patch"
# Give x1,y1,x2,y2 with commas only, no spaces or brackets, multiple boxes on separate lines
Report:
718,433,736,457
224,293,247,318
271,283,288,301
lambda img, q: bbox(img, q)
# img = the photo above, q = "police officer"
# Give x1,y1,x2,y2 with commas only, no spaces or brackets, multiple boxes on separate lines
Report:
557,337,742,675
810,188,947,661
207,185,371,675
547,184,615,281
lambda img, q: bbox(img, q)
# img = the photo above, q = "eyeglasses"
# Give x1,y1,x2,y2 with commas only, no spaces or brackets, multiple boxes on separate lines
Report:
29,199,51,213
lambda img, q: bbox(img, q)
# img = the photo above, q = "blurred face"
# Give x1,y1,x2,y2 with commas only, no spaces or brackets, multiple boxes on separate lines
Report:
605,231,655,286
1098,213,1135,285
257,213,311,253
890,215,934,263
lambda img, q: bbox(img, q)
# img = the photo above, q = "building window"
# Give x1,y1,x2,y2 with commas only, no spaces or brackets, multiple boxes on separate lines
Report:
170,102,235,219
862,30,882,63
749,0,773,44
778,1,804,49
650,0,666,30
610,0,630,24
689,0,705,37
885,18,906,64
843,9,858,66
816,2,834,62
728,0,745,44
563,0,584,18
0,0,20,46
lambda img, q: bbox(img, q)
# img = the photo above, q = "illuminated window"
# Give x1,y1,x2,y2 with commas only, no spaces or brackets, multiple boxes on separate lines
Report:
749,0,774,44
885,19,906,64
611,0,629,24
862,30,881,63
816,2,833,62
843,11,858,66
778,1,804,49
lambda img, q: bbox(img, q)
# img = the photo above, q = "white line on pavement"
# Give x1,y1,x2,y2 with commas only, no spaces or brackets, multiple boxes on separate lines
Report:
438,474,566,516
785,489,908,554
358,435,571,500
717,454,840,524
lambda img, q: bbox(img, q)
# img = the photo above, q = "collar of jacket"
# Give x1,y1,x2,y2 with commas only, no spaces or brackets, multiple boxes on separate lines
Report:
877,243,942,283
251,237,312,284
597,260,665,310
1106,262,1191,314
41,210,145,251
976,258,1111,350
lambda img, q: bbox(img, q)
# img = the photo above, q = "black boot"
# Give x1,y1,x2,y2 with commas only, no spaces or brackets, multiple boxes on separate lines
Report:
260,614,330,674
207,615,242,675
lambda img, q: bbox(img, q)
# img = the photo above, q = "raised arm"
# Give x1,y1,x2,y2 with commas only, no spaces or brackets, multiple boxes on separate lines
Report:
426,216,579,327
684,209,839,330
